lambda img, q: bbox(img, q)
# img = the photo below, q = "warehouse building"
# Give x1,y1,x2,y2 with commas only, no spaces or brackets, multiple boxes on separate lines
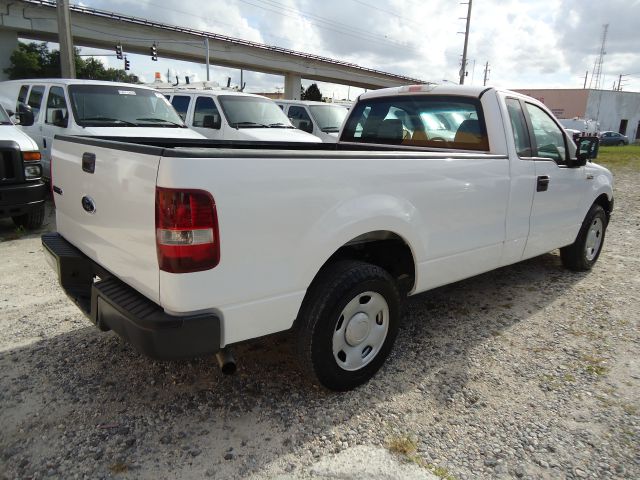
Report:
513,88,640,141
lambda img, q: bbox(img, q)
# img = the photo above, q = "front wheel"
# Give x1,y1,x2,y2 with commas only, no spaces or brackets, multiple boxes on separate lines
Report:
297,260,401,391
560,204,607,271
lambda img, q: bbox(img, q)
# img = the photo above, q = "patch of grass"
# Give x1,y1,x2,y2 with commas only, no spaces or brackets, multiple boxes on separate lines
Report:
386,435,457,479
596,145,640,170
109,462,129,474
386,435,417,456
585,364,608,376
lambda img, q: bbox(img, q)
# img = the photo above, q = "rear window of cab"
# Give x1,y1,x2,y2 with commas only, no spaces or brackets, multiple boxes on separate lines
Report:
340,95,489,151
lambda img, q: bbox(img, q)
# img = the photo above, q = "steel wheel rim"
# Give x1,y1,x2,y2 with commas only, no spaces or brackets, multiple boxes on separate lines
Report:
585,217,604,261
332,291,389,371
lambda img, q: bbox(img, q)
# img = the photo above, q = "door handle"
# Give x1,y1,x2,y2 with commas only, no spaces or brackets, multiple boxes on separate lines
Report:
82,152,96,174
536,175,550,192
43,138,47,148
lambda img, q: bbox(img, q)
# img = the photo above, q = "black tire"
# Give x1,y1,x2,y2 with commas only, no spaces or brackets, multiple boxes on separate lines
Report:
12,203,45,230
560,204,607,271
296,260,401,391
617,141,625,146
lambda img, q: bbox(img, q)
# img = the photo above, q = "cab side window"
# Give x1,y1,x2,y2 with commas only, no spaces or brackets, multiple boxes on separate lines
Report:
524,103,567,163
45,86,69,126
27,85,45,120
505,98,532,157
193,96,220,129
171,95,191,121
17,85,29,108
288,106,313,132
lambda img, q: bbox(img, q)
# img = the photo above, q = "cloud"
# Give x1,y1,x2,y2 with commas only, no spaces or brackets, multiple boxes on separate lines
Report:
69,0,640,93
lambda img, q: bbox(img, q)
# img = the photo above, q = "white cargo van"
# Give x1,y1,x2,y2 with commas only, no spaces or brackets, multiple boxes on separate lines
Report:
161,88,321,142
275,100,349,143
0,79,205,180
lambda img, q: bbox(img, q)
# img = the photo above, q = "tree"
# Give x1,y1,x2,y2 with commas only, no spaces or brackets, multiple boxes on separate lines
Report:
302,83,323,101
4,42,138,83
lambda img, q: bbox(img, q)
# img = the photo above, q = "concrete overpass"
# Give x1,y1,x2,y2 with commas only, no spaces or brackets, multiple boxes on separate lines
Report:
0,0,427,98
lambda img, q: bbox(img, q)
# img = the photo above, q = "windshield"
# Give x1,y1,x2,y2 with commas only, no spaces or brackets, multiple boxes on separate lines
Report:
218,95,293,128
68,85,186,127
0,105,10,124
308,105,348,132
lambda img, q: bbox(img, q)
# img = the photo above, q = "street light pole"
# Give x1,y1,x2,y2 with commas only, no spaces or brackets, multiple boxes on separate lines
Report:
459,0,472,85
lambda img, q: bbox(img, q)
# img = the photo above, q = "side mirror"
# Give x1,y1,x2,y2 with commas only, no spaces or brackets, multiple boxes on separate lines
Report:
574,136,599,166
52,109,68,128
17,103,34,127
202,114,221,129
299,120,313,134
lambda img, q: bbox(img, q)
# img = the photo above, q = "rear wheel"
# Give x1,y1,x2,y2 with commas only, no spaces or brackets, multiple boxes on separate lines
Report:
560,204,607,271
297,260,401,391
12,203,45,230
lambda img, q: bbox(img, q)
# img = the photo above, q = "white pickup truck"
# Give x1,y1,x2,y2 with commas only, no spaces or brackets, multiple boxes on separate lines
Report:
42,85,613,391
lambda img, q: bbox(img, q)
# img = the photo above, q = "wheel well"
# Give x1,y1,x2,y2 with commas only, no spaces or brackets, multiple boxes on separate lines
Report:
322,231,416,294
594,193,612,219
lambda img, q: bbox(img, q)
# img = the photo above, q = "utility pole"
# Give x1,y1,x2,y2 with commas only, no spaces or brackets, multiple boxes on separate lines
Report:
483,61,490,86
616,74,629,91
458,0,472,85
583,70,588,89
56,0,76,78
589,24,608,90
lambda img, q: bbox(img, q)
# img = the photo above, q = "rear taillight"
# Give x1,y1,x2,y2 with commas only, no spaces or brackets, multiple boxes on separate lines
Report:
155,187,220,273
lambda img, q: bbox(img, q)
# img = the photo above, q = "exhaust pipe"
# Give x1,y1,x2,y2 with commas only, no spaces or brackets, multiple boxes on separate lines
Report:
216,348,236,375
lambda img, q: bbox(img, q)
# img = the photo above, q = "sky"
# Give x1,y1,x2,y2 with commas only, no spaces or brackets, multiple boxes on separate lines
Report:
58,0,640,98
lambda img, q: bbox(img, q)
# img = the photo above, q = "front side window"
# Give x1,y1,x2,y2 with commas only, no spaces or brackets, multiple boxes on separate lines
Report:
45,86,69,126
218,95,293,128
171,95,191,121
17,85,29,106
68,85,185,128
192,96,220,129
288,106,312,130
341,95,489,150
505,98,532,157
27,85,45,120
524,103,567,163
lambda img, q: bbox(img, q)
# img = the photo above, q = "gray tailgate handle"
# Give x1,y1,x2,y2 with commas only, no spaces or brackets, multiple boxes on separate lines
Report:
82,152,96,174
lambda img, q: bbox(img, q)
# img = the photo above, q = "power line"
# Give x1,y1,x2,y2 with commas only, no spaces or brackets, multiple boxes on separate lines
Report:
347,0,422,28
236,0,419,53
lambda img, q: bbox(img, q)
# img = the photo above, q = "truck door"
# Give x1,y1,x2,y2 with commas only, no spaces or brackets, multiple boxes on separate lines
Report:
521,102,585,259
40,86,70,180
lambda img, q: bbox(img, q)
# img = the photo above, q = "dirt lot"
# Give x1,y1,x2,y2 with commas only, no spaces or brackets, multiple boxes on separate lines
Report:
1,165,638,480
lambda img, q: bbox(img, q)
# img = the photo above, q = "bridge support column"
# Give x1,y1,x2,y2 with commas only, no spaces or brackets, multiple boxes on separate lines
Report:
0,30,19,81
284,73,301,100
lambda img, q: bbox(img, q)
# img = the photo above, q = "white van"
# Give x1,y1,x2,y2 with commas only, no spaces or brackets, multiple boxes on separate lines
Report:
160,88,321,142
275,100,349,143
0,79,205,180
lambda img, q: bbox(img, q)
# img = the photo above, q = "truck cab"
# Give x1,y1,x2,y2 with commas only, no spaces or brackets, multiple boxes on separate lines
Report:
275,100,349,143
161,88,322,143
0,103,46,230
0,79,206,181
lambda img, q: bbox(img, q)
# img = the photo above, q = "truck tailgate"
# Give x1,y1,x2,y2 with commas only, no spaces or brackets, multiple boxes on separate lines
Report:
51,137,161,303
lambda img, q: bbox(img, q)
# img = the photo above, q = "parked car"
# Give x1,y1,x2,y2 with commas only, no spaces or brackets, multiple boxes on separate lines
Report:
160,88,321,142
275,100,349,143
43,85,612,391
598,131,629,146
0,79,206,180
0,103,46,229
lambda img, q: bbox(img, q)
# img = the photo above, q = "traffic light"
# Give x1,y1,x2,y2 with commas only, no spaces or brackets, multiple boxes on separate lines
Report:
150,43,158,61
115,43,123,60
124,56,130,71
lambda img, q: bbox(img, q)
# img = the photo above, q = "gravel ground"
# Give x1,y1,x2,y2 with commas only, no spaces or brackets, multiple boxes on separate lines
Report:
1,167,638,480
